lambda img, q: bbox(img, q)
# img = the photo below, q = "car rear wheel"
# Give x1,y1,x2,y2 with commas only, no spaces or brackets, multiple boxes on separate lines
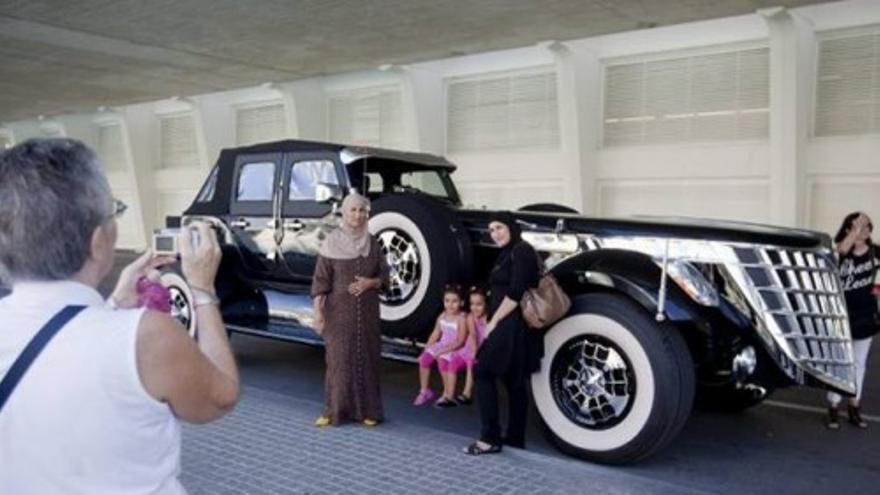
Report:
531,293,695,464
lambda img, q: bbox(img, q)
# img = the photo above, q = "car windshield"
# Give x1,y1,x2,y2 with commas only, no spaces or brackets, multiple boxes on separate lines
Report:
360,169,461,205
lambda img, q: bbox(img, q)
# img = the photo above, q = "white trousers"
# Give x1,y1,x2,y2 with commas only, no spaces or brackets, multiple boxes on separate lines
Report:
827,337,874,406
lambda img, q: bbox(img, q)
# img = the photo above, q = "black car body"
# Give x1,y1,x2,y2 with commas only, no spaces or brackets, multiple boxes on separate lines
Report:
163,139,857,465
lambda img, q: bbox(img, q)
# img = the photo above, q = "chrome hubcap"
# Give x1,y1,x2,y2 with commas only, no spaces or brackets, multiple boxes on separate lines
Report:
168,286,192,330
552,335,635,429
377,229,421,305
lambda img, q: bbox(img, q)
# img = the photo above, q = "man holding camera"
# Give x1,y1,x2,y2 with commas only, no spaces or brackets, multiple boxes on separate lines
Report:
0,138,239,493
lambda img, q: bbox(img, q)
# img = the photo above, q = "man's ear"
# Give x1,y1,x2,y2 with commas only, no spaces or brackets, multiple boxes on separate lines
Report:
89,223,110,260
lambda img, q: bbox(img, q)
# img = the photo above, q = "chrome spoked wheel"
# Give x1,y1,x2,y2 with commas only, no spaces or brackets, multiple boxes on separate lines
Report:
377,228,421,305
551,335,636,430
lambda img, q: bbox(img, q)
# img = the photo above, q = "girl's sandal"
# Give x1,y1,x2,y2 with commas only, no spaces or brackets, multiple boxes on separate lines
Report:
362,418,379,427
314,415,331,427
434,397,458,409
463,442,502,456
455,394,473,405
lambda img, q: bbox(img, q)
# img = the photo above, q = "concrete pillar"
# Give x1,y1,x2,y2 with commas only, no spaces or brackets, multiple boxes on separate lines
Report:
286,78,327,141
197,94,235,166
760,7,815,227
551,41,602,215
95,110,148,249
118,103,160,241
399,65,445,154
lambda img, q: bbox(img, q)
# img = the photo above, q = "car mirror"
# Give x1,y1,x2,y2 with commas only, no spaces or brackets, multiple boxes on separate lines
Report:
315,183,343,203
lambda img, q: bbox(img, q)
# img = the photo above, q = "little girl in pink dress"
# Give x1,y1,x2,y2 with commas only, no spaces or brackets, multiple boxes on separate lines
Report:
413,286,467,407
451,287,488,405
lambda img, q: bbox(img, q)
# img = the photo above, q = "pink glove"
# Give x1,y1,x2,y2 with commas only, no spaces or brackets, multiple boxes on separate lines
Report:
136,277,172,313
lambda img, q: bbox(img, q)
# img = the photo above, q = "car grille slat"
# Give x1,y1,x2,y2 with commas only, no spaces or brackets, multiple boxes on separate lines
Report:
735,247,855,391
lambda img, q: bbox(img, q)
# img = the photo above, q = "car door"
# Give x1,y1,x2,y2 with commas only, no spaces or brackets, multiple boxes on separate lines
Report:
228,153,283,278
277,152,344,281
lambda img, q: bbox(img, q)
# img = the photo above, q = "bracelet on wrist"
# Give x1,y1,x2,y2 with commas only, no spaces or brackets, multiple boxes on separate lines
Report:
190,286,219,307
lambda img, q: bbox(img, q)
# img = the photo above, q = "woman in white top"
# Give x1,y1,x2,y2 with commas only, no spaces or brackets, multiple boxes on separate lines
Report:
0,138,239,494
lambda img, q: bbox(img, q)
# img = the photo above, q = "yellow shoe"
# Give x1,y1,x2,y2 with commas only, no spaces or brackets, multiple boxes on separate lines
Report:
362,418,379,427
314,415,331,427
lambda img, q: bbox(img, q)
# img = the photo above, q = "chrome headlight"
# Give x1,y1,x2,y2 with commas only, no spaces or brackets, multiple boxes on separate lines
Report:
594,236,729,307
665,260,719,307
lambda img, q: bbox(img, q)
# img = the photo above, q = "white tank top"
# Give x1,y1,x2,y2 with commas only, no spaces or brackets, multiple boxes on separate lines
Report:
0,281,184,494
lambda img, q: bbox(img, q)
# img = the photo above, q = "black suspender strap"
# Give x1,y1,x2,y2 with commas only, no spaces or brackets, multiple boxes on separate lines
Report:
0,305,86,413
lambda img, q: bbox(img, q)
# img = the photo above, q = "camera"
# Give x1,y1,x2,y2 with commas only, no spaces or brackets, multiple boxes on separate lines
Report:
152,228,200,256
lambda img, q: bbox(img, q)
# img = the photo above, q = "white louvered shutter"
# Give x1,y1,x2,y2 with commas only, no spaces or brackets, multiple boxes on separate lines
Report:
236,103,287,146
159,113,199,169
603,47,769,147
329,86,404,148
815,31,880,137
97,124,125,171
447,69,559,152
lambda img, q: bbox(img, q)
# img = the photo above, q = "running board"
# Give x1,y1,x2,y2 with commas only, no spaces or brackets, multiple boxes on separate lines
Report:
226,320,422,363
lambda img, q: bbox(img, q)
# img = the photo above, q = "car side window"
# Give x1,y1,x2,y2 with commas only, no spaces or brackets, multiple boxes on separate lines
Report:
289,160,338,200
365,172,384,193
237,162,275,201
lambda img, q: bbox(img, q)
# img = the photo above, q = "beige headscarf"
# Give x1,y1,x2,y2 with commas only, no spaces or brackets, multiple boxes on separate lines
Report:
319,192,372,259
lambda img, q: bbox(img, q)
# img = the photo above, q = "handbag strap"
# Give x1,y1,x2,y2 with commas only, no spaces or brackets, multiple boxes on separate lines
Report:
510,241,546,276
0,305,86,413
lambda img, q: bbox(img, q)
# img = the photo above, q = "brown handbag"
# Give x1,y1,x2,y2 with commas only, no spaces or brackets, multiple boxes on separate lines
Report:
521,272,571,330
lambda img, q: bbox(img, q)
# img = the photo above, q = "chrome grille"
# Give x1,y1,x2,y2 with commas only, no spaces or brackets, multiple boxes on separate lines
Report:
733,246,855,393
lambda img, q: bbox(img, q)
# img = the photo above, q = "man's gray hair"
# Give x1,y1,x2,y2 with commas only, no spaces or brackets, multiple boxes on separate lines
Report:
0,138,112,283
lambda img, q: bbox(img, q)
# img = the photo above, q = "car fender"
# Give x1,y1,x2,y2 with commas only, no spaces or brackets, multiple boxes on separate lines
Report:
548,249,711,331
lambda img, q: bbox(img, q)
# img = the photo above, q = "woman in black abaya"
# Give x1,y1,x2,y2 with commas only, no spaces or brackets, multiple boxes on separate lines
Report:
464,212,541,455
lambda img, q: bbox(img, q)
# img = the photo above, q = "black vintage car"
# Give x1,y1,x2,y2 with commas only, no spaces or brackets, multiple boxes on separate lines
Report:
161,139,857,465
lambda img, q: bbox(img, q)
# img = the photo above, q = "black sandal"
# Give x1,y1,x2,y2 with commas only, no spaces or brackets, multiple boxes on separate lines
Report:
434,397,458,409
463,441,502,456
455,394,473,405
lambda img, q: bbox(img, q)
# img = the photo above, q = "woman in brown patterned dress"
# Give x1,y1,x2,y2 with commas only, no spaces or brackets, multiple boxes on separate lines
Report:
311,193,388,427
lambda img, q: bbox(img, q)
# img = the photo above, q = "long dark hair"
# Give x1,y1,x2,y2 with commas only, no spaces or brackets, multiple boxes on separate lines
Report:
834,211,874,244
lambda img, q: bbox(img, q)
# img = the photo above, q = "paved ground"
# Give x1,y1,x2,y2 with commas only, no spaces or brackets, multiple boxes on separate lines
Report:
223,334,880,495
180,386,706,495
103,251,880,494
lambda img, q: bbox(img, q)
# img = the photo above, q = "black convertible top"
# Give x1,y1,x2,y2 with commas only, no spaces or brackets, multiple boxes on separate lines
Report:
227,139,456,170
184,139,457,216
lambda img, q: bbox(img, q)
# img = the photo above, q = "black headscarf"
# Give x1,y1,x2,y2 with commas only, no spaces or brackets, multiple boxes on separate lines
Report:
488,211,522,249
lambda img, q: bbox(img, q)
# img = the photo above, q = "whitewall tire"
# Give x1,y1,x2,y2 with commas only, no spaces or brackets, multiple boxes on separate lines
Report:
531,293,695,464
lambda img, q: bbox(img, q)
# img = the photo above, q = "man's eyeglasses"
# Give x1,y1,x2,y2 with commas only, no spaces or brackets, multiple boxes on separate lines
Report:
108,198,128,220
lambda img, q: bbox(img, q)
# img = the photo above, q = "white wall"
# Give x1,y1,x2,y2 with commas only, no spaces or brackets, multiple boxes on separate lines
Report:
5,0,880,247
799,0,880,236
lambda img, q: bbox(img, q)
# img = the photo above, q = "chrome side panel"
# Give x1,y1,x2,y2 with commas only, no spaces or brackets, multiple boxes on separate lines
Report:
263,289,317,329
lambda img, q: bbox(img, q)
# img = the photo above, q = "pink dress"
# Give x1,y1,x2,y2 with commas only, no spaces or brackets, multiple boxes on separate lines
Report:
456,314,487,368
426,314,463,362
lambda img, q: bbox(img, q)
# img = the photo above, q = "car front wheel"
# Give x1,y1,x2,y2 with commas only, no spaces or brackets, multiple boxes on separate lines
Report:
531,293,695,464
